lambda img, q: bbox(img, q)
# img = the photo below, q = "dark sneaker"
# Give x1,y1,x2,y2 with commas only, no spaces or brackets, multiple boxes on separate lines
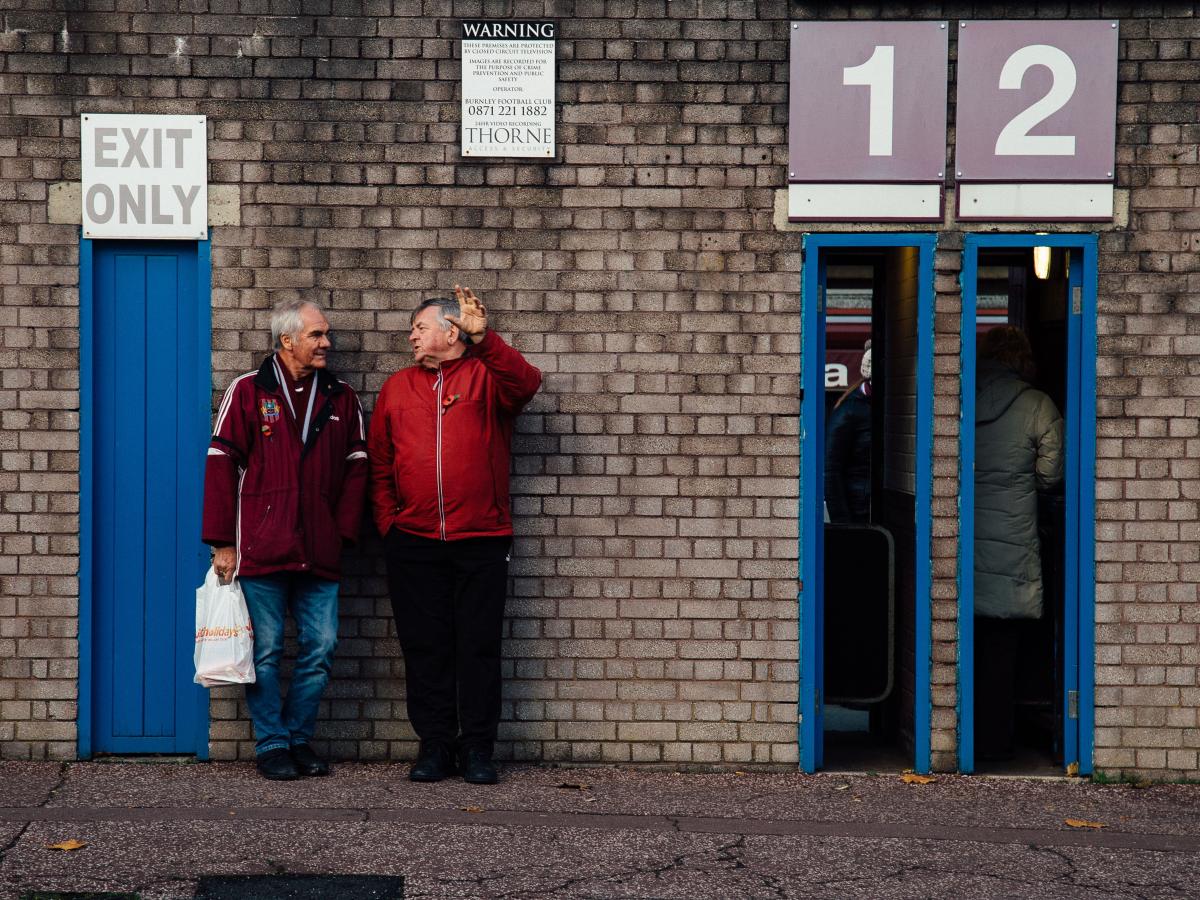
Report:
256,748,300,781
291,743,330,777
409,743,454,783
460,747,498,785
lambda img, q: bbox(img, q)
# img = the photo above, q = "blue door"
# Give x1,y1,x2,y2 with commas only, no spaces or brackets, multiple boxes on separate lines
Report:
80,239,211,756
958,234,1097,775
799,245,828,772
799,235,936,774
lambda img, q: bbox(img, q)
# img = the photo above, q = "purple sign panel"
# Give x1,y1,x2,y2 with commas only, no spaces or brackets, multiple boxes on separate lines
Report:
789,22,949,183
955,20,1119,182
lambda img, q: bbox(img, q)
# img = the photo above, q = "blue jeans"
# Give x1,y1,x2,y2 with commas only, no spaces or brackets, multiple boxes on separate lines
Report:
239,572,339,756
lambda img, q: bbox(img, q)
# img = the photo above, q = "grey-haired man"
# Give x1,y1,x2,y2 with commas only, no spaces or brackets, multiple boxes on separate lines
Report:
203,298,368,780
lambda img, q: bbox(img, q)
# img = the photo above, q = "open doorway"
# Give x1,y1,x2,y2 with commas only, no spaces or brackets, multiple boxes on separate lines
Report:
800,235,935,774
960,234,1097,776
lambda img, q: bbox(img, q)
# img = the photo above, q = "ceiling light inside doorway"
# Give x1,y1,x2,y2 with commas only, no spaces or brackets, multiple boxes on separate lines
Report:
1033,243,1051,280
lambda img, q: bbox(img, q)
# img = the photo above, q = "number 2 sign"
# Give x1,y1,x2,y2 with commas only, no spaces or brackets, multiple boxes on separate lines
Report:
788,22,948,221
955,20,1118,220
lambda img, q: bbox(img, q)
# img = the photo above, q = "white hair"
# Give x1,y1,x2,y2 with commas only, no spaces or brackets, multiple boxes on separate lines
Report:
270,299,323,349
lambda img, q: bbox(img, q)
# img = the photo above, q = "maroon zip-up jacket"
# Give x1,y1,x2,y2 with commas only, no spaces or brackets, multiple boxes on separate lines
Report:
368,330,541,541
202,354,368,580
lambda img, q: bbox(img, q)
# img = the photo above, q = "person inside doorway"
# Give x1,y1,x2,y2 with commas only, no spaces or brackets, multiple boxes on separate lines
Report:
203,299,368,781
368,285,541,785
825,340,873,524
974,325,1064,760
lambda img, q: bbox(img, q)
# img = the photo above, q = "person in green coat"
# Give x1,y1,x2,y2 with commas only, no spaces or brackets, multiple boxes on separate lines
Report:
974,326,1063,759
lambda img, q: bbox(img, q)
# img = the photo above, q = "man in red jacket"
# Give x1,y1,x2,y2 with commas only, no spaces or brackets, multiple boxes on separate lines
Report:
203,299,367,781
369,285,541,784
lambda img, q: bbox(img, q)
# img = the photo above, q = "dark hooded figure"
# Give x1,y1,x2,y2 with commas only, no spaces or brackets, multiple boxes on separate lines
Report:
973,325,1063,758
824,341,873,524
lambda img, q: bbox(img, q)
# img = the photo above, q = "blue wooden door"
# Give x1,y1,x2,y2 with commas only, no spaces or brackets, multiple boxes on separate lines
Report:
957,234,1097,775
1062,244,1098,775
799,242,828,772
83,239,210,756
801,235,936,774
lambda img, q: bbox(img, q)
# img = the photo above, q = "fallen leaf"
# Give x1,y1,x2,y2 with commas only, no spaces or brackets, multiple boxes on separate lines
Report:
1065,818,1105,829
834,784,851,791
901,773,937,785
734,771,747,776
461,806,485,813
46,839,87,852
556,782,590,791
1066,762,1080,777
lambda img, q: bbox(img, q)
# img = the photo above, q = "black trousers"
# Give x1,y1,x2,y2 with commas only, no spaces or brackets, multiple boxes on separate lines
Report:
975,616,1020,759
385,529,510,751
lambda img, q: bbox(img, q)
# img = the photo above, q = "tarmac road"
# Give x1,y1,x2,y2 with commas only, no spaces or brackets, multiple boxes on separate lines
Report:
1,760,1199,898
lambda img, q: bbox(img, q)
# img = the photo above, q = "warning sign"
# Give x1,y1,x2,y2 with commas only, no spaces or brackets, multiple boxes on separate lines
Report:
460,20,556,158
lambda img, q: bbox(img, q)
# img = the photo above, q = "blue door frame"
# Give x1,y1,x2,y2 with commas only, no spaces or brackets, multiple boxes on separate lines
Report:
958,233,1097,775
799,233,937,774
79,237,212,758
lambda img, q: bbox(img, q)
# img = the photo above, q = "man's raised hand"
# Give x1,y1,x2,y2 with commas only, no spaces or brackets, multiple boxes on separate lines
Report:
446,284,488,342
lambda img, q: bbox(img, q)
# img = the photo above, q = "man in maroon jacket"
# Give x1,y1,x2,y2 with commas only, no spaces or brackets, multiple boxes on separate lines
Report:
369,285,541,784
204,299,367,781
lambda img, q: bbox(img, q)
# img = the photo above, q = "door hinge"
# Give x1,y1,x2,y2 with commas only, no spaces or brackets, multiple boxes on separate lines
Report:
1068,689,1079,720
1071,285,1082,315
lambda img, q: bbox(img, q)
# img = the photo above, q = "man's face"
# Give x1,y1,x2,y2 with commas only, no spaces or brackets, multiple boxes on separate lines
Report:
409,306,458,369
281,306,332,374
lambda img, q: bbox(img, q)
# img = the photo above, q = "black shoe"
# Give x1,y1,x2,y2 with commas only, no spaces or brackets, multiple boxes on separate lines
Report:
256,748,300,781
409,743,454,783
460,747,498,785
291,743,330,777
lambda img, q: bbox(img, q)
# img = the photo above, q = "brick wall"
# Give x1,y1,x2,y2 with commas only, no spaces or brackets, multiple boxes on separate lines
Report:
0,2,1196,778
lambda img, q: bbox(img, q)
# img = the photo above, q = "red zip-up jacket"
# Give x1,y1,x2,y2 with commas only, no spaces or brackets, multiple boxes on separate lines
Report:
368,330,541,540
202,354,368,580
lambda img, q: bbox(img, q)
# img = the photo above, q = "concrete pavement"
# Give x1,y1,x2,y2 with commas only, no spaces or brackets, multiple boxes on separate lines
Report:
1,760,1199,898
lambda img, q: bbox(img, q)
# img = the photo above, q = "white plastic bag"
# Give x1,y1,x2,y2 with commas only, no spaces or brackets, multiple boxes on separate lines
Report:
193,566,256,687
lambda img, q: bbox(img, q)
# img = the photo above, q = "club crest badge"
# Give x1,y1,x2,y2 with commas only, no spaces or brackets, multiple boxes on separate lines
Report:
260,399,281,422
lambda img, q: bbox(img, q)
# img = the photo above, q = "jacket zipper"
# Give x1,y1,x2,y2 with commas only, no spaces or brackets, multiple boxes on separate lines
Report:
434,369,447,540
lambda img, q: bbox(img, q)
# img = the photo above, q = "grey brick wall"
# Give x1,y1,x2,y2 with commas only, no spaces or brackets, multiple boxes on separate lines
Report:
0,2,1196,778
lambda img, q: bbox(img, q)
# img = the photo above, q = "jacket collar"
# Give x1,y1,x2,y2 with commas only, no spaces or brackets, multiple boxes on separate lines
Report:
254,353,344,397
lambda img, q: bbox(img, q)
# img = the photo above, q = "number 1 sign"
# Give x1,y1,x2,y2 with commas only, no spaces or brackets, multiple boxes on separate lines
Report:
955,20,1118,220
788,21,949,222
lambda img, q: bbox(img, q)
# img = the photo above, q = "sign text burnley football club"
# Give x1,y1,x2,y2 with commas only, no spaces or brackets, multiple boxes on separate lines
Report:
461,20,556,158
81,113,208,240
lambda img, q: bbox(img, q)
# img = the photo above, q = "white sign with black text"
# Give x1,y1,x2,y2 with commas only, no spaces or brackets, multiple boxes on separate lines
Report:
461,20,555,158
81,113,207,240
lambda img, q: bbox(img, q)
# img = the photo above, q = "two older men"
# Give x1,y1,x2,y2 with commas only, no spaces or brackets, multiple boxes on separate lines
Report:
203,288,539,785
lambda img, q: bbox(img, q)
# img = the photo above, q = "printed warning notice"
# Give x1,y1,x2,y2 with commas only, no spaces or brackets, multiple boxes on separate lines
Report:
461,20,556,158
